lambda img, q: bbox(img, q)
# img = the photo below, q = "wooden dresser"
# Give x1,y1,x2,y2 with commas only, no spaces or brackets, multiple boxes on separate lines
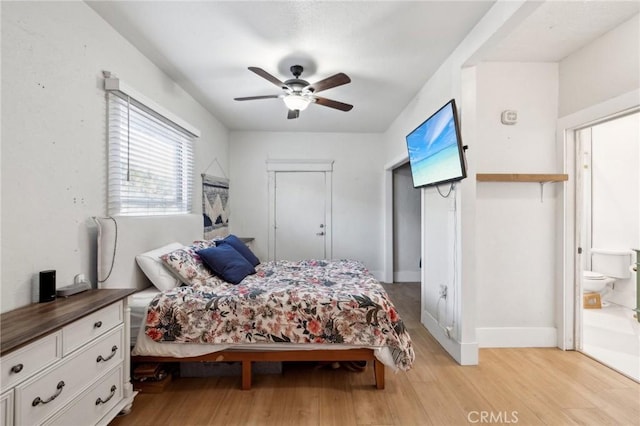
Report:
0,289,136,426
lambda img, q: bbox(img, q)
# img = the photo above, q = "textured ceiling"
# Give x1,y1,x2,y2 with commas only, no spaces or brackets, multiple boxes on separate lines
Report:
88,1,639,133
481,0,640,62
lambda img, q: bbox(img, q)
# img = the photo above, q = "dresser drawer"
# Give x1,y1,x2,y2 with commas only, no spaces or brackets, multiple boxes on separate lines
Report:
62,301,123,355
43,365,123,426
0,332,61,392
15,326,124,426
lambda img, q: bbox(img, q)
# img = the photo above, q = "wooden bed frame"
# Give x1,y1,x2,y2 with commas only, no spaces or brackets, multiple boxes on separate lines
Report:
132,348,384,390
95,215,385,391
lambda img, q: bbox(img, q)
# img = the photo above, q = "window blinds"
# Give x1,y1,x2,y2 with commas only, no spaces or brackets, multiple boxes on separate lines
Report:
107,92,195,216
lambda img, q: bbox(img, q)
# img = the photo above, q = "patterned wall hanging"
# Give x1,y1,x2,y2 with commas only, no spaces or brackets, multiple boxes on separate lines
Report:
202,174,230,239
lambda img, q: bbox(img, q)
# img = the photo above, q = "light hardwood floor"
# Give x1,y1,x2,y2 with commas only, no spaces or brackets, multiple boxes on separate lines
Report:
111,283,640,426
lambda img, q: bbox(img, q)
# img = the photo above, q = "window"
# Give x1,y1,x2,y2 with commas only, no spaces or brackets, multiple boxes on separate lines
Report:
107,92,196,216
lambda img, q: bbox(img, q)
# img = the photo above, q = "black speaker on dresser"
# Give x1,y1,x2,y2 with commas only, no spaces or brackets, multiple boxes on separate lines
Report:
39,270,56,303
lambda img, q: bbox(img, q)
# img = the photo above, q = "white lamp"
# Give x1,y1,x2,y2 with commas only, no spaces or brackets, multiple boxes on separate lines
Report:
283,94,312,111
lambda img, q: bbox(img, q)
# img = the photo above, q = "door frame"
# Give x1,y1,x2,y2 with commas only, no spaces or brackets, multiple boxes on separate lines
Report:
556,89,640,350
266,159,334,261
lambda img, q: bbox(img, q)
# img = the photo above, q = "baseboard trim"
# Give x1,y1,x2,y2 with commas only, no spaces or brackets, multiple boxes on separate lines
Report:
421,310,478,365
477,327,557,348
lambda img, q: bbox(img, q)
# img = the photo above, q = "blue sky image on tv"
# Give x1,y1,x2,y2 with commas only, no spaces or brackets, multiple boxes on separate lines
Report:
406,101,463,187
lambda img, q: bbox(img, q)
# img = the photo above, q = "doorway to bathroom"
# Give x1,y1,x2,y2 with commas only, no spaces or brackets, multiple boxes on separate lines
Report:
575,110,639,382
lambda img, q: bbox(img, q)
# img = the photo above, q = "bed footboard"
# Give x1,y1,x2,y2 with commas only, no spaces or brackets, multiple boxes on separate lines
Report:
132,348,384,390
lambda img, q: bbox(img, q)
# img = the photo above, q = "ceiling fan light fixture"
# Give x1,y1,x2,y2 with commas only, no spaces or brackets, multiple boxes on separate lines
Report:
283,94,311,111
236,66,353,119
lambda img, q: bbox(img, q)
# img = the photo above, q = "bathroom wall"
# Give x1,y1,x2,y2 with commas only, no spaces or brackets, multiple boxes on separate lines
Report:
590,112,640,308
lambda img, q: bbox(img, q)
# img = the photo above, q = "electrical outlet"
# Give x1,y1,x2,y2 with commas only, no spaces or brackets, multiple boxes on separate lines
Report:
439,285,447,299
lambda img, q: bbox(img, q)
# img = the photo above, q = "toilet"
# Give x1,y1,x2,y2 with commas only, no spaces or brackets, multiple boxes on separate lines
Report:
582,270,615,293
583,248,633,294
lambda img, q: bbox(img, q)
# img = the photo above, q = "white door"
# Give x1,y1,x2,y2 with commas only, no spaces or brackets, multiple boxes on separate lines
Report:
274,171,327,261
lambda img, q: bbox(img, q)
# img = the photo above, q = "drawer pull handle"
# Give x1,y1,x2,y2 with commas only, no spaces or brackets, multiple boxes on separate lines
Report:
94,320,103,328
96,345,118,363
32,381,65,406
95,385,117,406
10,363,24,374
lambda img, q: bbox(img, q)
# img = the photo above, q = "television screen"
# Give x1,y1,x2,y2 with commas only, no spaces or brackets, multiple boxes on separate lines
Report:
405,99,467,188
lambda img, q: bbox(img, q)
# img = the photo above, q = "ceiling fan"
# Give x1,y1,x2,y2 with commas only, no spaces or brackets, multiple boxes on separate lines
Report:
234,65,353,119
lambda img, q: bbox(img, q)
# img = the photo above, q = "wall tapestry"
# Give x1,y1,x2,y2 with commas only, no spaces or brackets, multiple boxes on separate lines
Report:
202,174,230,239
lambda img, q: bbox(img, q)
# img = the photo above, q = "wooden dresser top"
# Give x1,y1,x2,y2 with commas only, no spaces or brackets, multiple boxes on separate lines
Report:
0,288,136,356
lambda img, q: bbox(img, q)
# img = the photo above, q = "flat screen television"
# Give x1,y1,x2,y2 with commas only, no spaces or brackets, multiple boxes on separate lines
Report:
405,99,467,188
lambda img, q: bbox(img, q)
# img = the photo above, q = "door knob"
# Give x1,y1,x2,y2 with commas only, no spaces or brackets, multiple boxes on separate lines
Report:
316,232,325,236
319,224,324,228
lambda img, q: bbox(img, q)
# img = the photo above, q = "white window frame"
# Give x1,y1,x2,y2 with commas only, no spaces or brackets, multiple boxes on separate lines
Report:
104,76,200,216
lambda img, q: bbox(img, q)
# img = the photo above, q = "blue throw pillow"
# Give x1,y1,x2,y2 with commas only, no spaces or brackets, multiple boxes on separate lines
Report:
217,234,260,267
197,244,255,285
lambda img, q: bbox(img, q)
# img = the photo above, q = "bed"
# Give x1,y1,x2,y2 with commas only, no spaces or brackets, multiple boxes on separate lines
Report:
95,215,414,390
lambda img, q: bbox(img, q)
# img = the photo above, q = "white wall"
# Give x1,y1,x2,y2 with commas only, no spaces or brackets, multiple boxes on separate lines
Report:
591,113,639,308
229,131,385,277
393,164,421,282
474,62,559,347
381,0,538,364
559,14,640,117
1,2,229,312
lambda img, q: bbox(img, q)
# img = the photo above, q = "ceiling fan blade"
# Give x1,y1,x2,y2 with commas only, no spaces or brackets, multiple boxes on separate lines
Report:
234,95,281,101
287,109,300,119
248,67,286,89
314,96,353,111
307,73,351,93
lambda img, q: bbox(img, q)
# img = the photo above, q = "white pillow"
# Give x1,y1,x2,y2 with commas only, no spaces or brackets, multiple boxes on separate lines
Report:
135,242,185,291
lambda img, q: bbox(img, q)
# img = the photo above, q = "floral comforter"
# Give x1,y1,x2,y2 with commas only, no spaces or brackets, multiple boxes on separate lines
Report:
145,259,414,371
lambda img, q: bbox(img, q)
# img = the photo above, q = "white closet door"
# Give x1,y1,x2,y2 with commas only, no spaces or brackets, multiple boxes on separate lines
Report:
274,171,327,261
